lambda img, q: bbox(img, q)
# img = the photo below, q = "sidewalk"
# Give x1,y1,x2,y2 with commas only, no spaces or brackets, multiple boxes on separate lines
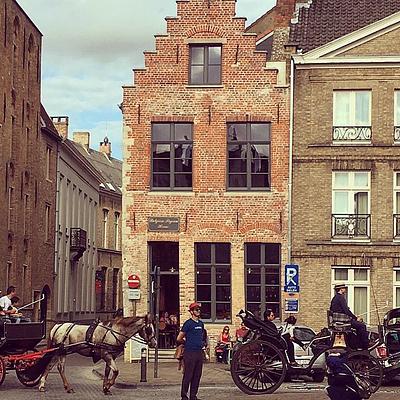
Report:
93,360,233,389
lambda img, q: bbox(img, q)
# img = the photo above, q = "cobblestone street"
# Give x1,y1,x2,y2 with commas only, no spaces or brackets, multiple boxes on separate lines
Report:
1,356,400,400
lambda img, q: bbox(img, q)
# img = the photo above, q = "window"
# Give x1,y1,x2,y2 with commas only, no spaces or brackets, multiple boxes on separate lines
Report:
333,91,371,142
332,171,370,238
7,187,13,230
46,146,51,180
112,268,119,310
45,204,50,242
114,212,120,250
102,209,108,247
227,123,270,190
195,243,231,322
245,243,281,318
23,194,28,235
394,173,400,239
6,262,12,289
151,123,193,190
395,91,400,142
95,268,107,311
394,269,400,308
332,267,370,323
189,45,221,85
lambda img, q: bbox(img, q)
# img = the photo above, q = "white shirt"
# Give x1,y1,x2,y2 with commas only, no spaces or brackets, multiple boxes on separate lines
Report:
0,295,12,311
281,323,295,337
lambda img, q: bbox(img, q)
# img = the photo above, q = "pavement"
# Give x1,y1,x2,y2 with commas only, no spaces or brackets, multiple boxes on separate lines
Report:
92,359,233,388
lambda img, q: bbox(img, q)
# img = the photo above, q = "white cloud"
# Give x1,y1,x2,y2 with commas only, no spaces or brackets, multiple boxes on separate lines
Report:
17,0,277,159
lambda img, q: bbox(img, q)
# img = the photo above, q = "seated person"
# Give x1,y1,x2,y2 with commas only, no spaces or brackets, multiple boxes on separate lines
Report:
0,285,17,317
215,326,232,363
235,322,249,342
8,296,31,323
281,315,305,367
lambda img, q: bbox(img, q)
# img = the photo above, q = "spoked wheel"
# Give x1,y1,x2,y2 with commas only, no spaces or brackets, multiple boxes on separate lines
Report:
0,356,5,387
15,369,42,387
346,351,383,394
230,340,287,395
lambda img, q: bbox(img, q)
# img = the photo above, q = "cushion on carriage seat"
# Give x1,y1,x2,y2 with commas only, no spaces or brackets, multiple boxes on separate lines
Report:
327,311,352,331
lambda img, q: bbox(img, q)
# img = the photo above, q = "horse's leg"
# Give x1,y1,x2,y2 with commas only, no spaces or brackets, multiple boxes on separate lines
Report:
103,362,111,394
103,354,119,395
38,355,59,392
57,354,75,393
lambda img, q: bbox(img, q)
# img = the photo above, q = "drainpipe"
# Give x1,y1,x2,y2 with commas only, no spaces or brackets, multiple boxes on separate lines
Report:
287,56,295,264
53,141,61,317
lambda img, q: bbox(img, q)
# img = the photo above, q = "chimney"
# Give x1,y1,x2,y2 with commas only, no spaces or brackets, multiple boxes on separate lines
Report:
73,131,90,150
51,116,69,139
275,0,297,27
99,136,111,157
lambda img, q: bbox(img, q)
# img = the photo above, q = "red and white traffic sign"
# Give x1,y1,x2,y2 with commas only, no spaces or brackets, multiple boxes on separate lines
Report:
128,274,140,289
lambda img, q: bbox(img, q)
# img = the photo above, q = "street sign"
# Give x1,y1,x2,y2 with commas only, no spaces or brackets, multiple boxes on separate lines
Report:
285,298,299,313
128,274,141,289
128,288,141,300
284,264,299,293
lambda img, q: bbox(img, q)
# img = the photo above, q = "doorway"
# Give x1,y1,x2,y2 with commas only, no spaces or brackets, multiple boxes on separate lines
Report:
149,242,180,348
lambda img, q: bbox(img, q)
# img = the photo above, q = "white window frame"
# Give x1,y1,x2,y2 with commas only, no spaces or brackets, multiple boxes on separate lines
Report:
46,146,52,181
394,268,400,308
114,212,120,251
45,204,50,242
7,187,14,230
102,209,109,248
332,266,370,324
333,90,371,126
332,171,371,214
394,172,400,239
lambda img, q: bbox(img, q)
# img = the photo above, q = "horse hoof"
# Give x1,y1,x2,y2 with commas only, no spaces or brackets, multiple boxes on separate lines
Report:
67,389,75,394
38,387,46,392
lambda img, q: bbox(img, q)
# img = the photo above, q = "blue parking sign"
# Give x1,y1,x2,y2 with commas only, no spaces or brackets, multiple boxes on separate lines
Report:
284,264,299,293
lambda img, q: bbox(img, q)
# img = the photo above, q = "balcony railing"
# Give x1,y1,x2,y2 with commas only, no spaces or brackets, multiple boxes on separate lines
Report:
332,214,370,239
332,126,371,143
394,127,400,143
70,228,87,261
394,215,400,239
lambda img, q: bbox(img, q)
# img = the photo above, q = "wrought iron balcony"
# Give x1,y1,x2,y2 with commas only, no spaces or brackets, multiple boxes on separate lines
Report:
332,126,371,143
394,127,400,143
394,215,400,239
332,214,370,239
70,228,87,261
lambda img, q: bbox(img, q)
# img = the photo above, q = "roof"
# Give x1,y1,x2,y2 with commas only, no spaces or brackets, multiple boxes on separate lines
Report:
69,141,122,197
40,104,62,141
289,0,400,53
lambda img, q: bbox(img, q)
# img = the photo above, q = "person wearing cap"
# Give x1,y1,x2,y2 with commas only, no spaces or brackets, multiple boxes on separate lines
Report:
330,283,369,349
176,302,205,400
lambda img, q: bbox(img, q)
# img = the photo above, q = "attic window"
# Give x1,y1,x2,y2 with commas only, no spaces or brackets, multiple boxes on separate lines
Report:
106,183,116,191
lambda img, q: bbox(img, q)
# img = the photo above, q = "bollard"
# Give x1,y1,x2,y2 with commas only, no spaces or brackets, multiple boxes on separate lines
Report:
140,347,147,382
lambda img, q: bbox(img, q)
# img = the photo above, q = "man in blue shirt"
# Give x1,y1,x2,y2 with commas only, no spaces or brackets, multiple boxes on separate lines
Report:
177,302,205,400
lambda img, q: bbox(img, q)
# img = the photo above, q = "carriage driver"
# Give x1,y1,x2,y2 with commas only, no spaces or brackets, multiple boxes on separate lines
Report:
330,283,369,350
0,286,18,316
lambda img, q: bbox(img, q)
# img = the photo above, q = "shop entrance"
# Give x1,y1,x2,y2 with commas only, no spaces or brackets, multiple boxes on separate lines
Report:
149,241,180,349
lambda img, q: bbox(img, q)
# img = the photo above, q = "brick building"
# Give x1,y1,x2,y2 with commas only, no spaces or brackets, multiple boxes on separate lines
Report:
289,0,400,329
122,0,294,343
0,0,60,319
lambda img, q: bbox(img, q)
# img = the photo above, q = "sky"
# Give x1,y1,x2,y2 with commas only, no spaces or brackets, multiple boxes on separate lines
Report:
18,0,276,159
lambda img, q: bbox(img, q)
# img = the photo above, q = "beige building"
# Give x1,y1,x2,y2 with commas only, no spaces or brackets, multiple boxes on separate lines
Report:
0,0,60,320
290,3,400,330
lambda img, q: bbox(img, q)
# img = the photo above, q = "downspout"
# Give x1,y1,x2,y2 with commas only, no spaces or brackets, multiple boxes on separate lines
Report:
287,56,295,264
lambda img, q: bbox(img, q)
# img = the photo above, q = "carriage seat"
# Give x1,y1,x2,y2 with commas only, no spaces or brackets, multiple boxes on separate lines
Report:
327,310,352,333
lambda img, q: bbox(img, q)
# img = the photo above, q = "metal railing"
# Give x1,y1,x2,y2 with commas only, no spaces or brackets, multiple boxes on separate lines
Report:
70,228,87,251
332,214,370,239
332,126,371,142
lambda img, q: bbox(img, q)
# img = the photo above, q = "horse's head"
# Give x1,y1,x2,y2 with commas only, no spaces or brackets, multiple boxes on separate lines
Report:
137,314,157,348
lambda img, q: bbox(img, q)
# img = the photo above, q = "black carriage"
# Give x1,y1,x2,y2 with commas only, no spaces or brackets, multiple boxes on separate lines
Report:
230,309,383,396
0,292,56,387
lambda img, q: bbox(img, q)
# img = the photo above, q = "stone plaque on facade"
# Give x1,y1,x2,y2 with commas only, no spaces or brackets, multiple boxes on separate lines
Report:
148,216,180,232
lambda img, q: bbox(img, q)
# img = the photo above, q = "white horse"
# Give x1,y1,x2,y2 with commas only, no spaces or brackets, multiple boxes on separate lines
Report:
38,314,156,395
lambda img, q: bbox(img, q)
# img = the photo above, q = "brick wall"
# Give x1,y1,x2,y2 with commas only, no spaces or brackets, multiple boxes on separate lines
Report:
122,0,291,343
0,0,57,319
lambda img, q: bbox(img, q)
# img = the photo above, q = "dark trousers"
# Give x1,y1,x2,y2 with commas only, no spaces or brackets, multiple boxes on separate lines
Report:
181,351,203,400
351,320,369,349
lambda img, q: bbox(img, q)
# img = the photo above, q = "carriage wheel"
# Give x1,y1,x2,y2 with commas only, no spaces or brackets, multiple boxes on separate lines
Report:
15,369,42,387
230,340,287,395
346,351,383,394
0,356,5,387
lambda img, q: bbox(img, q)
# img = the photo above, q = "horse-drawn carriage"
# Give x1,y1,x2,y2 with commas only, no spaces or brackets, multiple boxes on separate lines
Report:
0,293,57,387
230,309,384,397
